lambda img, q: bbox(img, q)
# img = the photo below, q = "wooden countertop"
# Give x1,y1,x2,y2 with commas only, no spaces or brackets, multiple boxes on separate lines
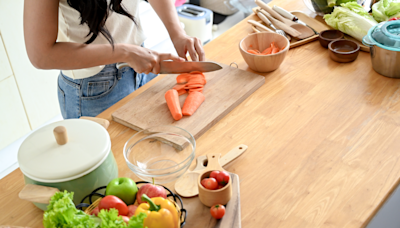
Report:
2,0,400,227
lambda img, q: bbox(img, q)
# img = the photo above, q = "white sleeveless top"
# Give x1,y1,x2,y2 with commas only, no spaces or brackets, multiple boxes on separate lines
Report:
57,0,146,79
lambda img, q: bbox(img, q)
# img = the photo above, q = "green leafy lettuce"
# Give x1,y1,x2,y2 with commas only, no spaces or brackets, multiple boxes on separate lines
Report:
43,191,147,228
324,2,378,41
327,0,356,7
372,0,400,22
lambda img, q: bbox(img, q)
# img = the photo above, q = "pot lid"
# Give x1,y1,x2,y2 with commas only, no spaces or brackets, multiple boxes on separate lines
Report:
370,21,400,50
18,119,111,182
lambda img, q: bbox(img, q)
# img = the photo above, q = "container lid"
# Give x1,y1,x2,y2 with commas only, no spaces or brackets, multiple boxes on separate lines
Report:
18,119,111,182
371,21,400,51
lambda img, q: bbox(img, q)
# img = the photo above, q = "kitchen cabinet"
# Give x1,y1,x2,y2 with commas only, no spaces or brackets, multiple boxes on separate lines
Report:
0,0,60,130
0,34,12,82
0,76,31,150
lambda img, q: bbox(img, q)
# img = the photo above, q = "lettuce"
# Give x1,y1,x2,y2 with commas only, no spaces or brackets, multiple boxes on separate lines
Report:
43,191,146,228
324,2,378,41
327,0,356,7
372,0,400,22
43,191,97,228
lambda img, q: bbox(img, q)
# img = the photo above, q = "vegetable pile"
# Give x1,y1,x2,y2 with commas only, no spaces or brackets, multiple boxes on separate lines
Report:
247,42,285,55
43,177,178,228
372,0,400,22
323,2,378,42
165,71,206,120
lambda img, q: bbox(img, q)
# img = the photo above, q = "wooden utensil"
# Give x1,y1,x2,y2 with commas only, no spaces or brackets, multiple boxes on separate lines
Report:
175,144,248,197
256,12,290,40
19,184,59,204
255,0,314,39
112,62,265,147
79,116,110,129
259,10,302,38
247,20,274,33
198,154,232,207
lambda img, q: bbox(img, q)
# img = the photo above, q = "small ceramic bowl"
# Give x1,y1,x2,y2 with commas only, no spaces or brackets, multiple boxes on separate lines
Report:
328,39,360,63
239,32,290,72
319,30,344,48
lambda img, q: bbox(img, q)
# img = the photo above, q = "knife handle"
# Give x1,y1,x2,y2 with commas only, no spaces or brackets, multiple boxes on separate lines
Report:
272,6,298,21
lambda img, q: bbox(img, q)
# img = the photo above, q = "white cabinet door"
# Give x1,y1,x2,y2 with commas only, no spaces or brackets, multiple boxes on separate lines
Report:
0,34,12,82
0,0,60,130
0,76,31,150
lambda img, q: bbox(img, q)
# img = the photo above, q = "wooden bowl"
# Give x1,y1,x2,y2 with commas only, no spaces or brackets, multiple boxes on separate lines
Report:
318,30,344,48
198,154,232,207
239,32,290,72
328,39,360,63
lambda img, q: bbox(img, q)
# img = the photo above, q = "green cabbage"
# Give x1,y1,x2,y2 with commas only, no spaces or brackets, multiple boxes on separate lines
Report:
324,2,378,41
327,0,357,7
372,0,400,22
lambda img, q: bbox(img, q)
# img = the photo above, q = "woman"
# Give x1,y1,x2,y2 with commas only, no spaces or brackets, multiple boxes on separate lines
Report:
23,0,205,119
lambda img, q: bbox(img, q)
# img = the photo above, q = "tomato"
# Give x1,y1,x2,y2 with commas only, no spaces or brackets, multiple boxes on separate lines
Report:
217,184,225,189
127,205,138,217
98,195,129,216
210,170,220,179
216,171,230,185
210,204,225,219
91,206,99,216
202,177,218,190
389,17,400,21
121,215,130,224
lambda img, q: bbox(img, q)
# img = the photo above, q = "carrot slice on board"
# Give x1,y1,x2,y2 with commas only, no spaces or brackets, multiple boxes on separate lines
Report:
177,89,187,96
184,84,203,89
189,88,203,93
173,84,186,91
164,89,182,120
182,91,205,116
176,74,191,84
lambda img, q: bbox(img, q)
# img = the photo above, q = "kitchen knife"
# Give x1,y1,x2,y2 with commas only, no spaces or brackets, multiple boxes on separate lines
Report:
272,5,319,35
116,61,223,74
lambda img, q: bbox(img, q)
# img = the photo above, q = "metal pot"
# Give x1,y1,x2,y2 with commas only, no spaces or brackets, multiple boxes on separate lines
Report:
362,21,400,78
17,119,118,210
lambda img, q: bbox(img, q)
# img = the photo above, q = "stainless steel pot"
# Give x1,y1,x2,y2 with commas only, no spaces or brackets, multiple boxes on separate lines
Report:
363,21,400,78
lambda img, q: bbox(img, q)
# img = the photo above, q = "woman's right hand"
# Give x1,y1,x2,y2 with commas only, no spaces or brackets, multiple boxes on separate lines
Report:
125,45,185,75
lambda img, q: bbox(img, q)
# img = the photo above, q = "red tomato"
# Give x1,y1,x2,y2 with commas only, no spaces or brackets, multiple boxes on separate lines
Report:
91,207,99,216
202,177,218,190
389,17,400,21
98,195,129,216
216,171,230,185
217,184,225,189
210,204,225,219
121,215,130,224
127,205,138,217
210,170,220,179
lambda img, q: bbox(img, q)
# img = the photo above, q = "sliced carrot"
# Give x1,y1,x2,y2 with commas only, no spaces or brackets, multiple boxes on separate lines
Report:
177,89,187,96
280,45,286,51
182,91,205,116
173,84,186,91
189,88,203,93
272,47,280,54
247,50,260,54
165,89,182,120
261,47,272,55
176,74,191,84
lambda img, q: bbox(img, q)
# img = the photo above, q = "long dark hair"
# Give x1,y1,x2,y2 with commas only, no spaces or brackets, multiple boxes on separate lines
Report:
67,0,135,45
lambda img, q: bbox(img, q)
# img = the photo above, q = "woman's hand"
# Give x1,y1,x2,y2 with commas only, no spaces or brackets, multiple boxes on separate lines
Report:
125,45,185,75
172,34,205,62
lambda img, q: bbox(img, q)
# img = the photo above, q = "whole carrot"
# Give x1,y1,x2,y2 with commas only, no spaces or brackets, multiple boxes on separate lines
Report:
165,89,183,120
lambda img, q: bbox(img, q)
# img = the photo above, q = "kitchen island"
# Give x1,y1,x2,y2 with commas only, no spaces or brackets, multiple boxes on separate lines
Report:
2,0,400,227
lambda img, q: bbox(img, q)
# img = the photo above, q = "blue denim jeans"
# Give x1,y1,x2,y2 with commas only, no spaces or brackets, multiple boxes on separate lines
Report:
57,64,157,119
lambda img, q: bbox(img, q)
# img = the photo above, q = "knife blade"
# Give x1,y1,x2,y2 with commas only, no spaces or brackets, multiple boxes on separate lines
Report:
116,61,223,74
272,6,319,35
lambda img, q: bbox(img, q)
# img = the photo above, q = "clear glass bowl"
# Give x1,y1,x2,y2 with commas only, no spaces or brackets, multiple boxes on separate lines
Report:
124,126,196,184
303,0,366,16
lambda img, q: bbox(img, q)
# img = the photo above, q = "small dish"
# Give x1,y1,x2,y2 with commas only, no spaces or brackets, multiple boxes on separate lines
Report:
328,39,360,63
319,30,344,48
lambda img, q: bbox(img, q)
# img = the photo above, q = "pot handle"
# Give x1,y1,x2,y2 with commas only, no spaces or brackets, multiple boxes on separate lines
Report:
362,35,375,47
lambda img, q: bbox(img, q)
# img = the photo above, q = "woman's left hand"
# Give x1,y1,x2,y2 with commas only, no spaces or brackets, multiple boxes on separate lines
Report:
172,34,205,61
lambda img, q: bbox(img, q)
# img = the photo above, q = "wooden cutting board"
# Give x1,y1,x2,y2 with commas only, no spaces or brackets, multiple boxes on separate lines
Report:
182,173,241,228
112,62,265,143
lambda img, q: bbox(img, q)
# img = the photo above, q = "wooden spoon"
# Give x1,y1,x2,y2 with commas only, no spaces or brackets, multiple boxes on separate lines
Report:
174,144,247,197
259,10,301,38
255,0,314,39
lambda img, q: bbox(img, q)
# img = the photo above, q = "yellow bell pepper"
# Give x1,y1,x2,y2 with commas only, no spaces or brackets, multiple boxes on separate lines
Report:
135,194,179,228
